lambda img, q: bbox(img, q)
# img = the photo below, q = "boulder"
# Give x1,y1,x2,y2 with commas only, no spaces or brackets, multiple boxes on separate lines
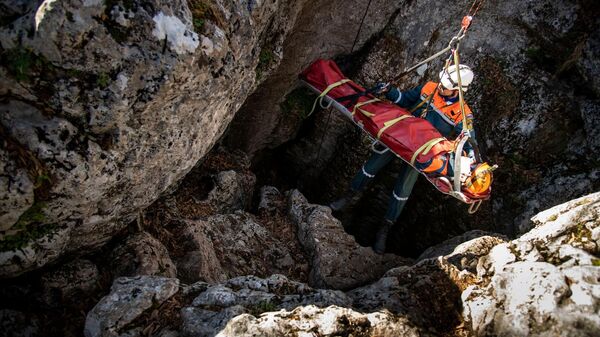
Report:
206,170,256,214
175,211,307,283
463,262,600,337
216,305,425,337
41,258,99,306
463,192,600,336
109,231,177,278
349,257,474,335
181,274,351,337
84,276,179,337
417,230,507,273
287,190,412,290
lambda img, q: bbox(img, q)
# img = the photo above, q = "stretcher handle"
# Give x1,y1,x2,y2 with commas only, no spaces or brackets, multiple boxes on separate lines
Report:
371,140,390,154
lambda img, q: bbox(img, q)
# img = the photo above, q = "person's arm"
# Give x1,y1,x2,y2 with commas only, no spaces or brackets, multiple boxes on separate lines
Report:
385,84,424,109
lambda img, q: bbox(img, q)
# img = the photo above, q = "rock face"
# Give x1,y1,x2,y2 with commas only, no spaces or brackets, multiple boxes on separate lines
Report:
287,189,411,290
463,192,600,336
175,212,306,283
225,0,403,157
233,0,600,257
0,0,323,277
182,274,351,337
73,192,599,337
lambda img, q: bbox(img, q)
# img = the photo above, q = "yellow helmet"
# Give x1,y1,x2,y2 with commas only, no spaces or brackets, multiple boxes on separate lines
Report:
464,163,495,195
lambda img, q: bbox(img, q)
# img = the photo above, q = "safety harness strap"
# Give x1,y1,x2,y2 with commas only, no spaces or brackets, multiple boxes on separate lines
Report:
352,98,380,116
377,115,413,139
410,137,446,165
308,79,351,117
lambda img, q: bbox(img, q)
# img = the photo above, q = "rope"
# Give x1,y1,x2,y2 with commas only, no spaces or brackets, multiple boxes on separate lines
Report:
452,46,470,134
350,0,373,53
312,0,374,178
390,0,486,84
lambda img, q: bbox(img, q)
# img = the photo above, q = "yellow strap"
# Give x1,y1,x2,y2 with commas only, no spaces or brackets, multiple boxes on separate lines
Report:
352,98,380,116
377,115,412,139
452,49,470,132
410,137,445,165
409,92,433,114
307,79,351,117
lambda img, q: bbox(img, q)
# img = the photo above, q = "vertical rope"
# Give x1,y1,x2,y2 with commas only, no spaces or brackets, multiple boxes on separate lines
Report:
311,0,374,180
350,0,374,53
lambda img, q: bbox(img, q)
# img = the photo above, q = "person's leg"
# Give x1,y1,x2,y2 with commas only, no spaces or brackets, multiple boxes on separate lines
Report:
330,150,394,211
373,164,420,254
350,150,394,191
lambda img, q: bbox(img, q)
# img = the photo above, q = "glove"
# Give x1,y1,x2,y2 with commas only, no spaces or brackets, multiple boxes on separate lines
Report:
373,82,390,94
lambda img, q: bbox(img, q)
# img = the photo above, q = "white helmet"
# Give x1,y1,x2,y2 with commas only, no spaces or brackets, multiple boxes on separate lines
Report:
439,64,474,92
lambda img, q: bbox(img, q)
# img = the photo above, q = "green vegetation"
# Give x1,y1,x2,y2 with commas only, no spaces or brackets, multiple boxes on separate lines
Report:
280,87,317,119
547,214,558,222
249,300,278,316
13,202,47,230
188,0,224,32
259,49,274,67
1,202,57,252
193,18,205,31
255,47,275,81
0,223,57,252
592,259,600,267
2,47,52,82
96,72,111,88
35,174,51,189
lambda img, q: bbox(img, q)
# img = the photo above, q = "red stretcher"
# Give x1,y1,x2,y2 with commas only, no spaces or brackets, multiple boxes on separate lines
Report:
299,59,490,211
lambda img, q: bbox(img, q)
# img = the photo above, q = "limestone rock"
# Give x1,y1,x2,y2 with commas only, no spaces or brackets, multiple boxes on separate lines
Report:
84,276,179,337
287,189,412,290
182,274,351,337
216,305,425,337
417,230,507,273
181,306,246,337
463,192,600,336
0,0,312,277
41,258,99,306
197,170,256,214
0,148,34,231
349,258,473,335
109,231,177,278
257,186,282,214
0,309,39,337
175,212,307,283
463,262,600,337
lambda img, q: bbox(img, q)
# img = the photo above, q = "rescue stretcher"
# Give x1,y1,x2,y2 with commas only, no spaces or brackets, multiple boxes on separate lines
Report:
299,59,491,211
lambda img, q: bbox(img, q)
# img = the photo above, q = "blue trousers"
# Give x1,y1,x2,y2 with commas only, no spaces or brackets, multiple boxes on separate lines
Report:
350,150,419,222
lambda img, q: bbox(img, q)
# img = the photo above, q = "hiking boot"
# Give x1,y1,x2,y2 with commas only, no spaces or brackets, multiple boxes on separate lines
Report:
373,219,394,255
329,190,360,212
329,196,350,211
